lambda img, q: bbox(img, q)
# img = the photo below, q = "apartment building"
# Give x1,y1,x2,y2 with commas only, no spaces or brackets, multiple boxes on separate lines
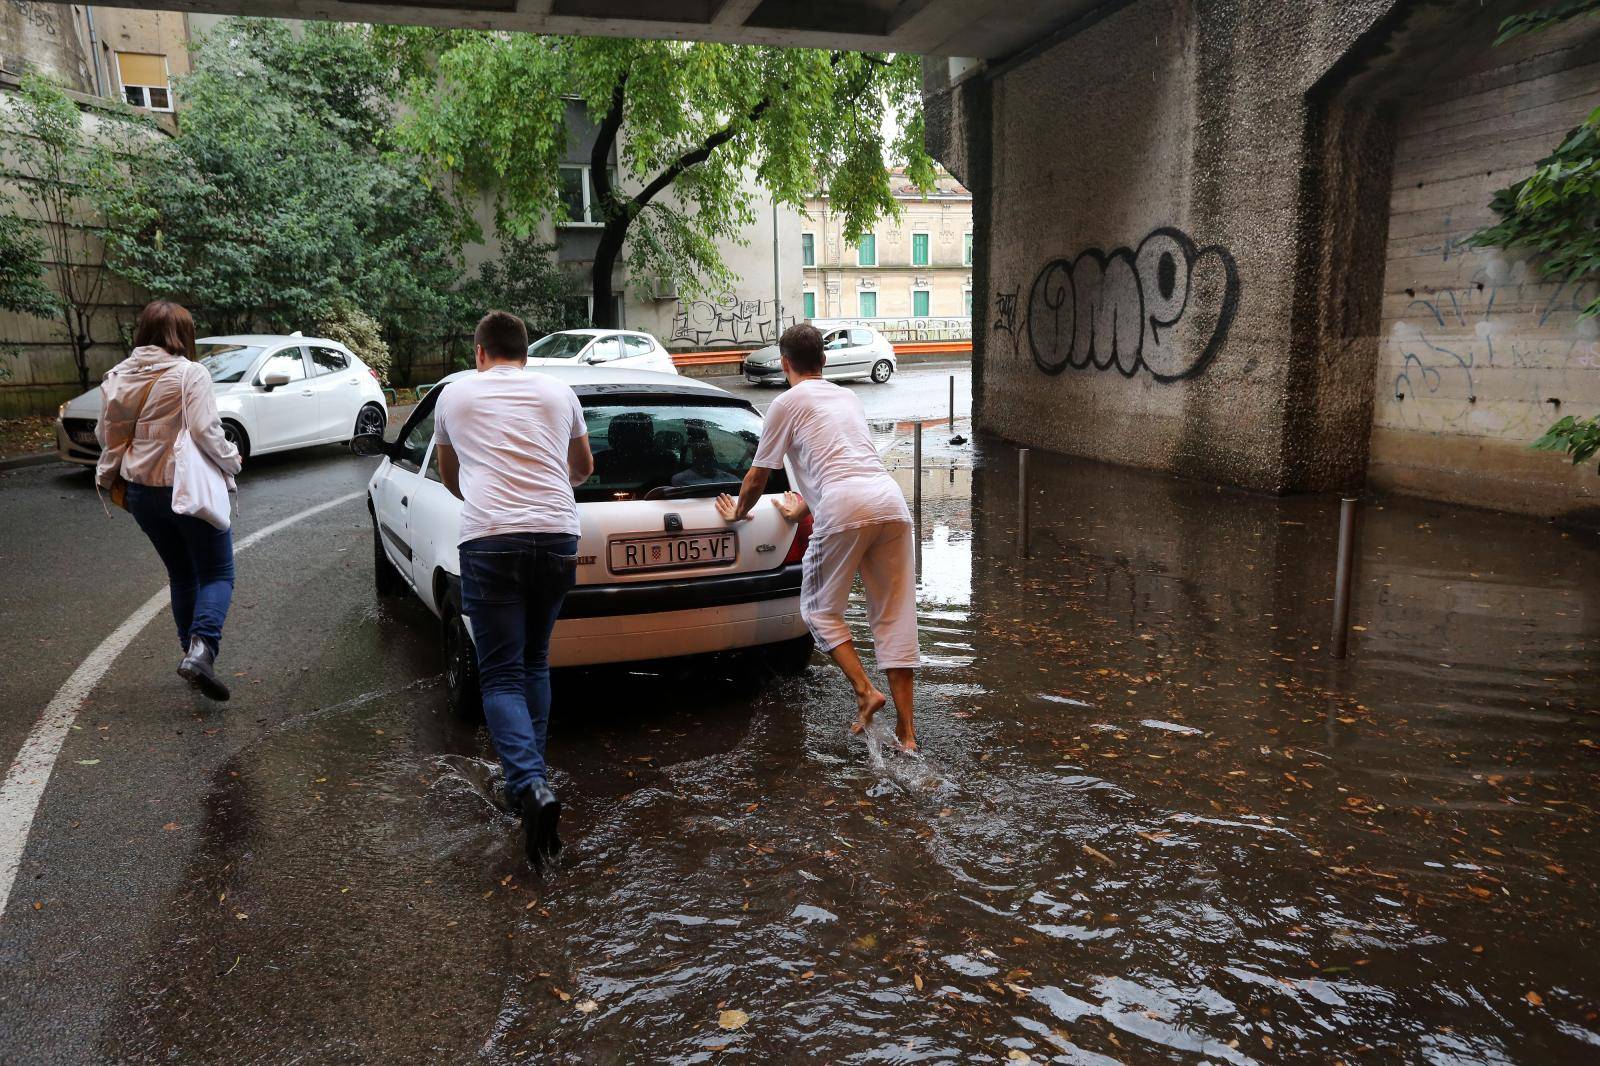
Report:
801,168,972,339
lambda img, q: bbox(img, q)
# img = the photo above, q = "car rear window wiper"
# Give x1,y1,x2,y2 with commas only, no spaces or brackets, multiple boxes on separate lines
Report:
643,481,744,501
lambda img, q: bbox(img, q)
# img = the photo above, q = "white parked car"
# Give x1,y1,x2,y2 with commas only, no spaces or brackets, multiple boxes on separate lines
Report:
526,328,678,375
742,323,896,385
56,333,388,465
356,365,813,715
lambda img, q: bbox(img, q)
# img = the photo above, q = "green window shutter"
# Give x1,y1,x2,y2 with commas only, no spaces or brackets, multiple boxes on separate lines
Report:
963,233,973,265
912,233,929,266
802,233,814,267
859,291,877,317
803,291,816,318
913,290,930,317
858,234,875,266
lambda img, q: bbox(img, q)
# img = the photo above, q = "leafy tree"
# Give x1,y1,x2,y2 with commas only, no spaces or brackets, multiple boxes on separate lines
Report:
392,34,932,327
0,211,55,320
0,76,159,391
1469,2,1600,474
315,299,392,383
463,238,587,341
115,19,466,369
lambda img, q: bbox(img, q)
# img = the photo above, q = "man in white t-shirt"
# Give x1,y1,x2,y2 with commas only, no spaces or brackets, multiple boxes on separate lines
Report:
716,323,920,751
434,311,595,868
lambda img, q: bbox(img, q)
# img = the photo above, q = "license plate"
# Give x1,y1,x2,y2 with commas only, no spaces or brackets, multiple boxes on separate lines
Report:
68,428,97,446
608,530,737,574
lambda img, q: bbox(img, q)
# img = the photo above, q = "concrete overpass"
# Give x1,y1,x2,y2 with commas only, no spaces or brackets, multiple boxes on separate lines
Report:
22,0,1600,521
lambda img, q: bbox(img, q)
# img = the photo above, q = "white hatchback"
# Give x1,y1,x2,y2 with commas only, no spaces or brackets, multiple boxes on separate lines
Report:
526,328,678,375
56,333,389,465
356,366,812,715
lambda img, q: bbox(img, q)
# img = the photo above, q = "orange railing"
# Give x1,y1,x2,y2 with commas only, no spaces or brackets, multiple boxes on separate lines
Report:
672,338,970,370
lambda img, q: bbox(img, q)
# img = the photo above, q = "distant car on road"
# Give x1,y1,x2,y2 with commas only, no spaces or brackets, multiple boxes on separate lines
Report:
526,328,678,375
355,365,813,716
742,323,896,386
56,333,388,466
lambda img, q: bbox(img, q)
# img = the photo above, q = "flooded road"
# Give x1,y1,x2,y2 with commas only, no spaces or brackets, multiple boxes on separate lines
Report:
41,428,1600,1062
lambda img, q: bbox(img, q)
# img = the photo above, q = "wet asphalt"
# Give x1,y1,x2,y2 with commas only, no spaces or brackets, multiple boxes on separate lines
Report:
0,363,970,1064
4,359,1600,1063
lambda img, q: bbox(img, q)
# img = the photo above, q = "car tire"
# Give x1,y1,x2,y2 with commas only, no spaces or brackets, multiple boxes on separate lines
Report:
870,359,894,384
352,403,386,443
372,515,406,598
441,584,483,721
222,419,250,459
762,634,815,677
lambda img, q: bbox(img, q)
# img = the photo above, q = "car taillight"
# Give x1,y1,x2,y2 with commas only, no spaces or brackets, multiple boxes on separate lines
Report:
782,512,813,565
369,367,381,381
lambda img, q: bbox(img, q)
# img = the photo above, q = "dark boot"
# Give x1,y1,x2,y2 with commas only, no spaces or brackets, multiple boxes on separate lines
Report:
519,781,562,869
178,637,230,702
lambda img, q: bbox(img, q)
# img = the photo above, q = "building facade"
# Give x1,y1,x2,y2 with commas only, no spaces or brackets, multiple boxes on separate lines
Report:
802,168,972,340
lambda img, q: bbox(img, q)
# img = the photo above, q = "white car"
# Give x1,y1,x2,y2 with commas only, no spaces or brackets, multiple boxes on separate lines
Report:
526,328,678,375
356,365,813,715
742,323,896,385
56,333,388,465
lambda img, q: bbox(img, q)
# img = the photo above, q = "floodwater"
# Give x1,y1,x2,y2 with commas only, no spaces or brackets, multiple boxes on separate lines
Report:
103,434,1600,1064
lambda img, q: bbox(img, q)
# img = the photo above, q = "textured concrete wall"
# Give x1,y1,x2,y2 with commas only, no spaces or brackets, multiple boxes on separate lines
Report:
1366,22,1600,520
0,2,90,88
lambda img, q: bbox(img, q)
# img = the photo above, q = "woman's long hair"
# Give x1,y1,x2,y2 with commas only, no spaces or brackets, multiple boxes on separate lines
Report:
131,300,197,360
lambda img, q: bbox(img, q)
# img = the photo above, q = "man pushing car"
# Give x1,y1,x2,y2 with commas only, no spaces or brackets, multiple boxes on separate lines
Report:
716,323,920,751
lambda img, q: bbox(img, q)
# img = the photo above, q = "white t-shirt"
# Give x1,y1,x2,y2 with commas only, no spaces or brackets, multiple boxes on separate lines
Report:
433,365,588,544
752,378,909,537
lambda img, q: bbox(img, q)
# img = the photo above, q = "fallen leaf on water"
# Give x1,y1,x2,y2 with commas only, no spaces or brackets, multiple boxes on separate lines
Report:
162,822,180,831
800,970,815,980
913,974,923,990
75,759,100,766
1007,1051,1032,1063
1083,843,1114,867
718,1009,749,1030
551,988,572,1002
1526,991,1544,1007
575,999,598,1014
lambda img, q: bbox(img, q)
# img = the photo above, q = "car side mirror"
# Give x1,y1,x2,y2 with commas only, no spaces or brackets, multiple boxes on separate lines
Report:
349,432,390,459
260,370,291,391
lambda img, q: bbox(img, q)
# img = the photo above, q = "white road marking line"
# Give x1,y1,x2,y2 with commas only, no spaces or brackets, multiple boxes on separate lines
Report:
0,489,365,919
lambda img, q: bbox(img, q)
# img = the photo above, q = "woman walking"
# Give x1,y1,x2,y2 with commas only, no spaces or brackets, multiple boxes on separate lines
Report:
96,300,242,701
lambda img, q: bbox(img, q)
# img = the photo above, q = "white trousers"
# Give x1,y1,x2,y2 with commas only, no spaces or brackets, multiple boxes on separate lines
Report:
800,520,920,670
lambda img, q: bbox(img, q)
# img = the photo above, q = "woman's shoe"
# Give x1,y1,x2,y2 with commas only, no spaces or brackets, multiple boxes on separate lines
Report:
178,637,231,702
519,781,562,869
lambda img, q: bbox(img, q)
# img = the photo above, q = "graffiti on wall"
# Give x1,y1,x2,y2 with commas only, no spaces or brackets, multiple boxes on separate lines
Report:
991,288,1022,359
670,291,793,347
1022,226,1240,382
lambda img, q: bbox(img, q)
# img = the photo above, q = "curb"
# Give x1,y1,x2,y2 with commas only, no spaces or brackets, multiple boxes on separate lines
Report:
0,450,61,473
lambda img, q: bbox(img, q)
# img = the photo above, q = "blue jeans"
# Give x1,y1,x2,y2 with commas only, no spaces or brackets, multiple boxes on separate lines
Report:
459,532,579,799
126,482,235,654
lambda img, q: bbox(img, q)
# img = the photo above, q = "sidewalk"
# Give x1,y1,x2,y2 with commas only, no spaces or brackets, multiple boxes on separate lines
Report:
0,417,58,472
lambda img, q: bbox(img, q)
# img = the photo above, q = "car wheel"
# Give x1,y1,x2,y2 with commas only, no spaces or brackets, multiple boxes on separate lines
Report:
762,634,814,677
222,420,250,459
352,403,386,441
441,586,483,721
372,514,405,598
870,359,894,384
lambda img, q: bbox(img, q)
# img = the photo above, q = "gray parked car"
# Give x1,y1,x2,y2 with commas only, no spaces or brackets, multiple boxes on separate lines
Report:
742,323,896,386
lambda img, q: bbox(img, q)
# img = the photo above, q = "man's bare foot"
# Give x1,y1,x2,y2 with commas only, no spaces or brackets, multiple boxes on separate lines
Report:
894,727,918,754
849,688,888,736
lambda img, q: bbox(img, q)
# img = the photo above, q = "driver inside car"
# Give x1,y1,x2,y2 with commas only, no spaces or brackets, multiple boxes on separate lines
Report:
671,439,739,487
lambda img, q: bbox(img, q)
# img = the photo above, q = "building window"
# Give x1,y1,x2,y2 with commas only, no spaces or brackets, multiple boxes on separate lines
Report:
963,232,973,266
801,233,815,267
912,289,931,318
585,294,625,327
857,233,876,267
803,290,816,319
558,164,617,226
858,291,877,318
912,232,930,267
116,53,172,112
964,289,973,316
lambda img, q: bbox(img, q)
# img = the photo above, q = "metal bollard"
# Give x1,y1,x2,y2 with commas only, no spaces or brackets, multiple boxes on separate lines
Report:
949,374,955,430
1330,496,1359,659
912,420,923,524
1017,448,1031,558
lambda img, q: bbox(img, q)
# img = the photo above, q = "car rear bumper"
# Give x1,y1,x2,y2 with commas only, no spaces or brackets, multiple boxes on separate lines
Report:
545,563,805,667
57,420,100,466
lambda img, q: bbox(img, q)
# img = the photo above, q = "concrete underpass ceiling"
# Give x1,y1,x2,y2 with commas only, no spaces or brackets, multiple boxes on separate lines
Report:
56,0,1105,59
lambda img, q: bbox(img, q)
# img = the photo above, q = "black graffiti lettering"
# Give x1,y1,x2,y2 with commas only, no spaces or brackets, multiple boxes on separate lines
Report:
1024,226,1240,382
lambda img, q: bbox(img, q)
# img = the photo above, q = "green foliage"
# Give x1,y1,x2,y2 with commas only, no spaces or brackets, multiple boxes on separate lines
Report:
462,238,587,339
0,212,56,320
315,300,392,383
393,35,933,322
1532,414,1600,472
114,19,466,367
1494,0,1600,44
0,75,161,390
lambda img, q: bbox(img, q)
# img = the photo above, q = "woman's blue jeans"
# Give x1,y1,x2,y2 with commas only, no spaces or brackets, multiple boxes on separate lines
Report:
459,532,579,800
126,483,235,654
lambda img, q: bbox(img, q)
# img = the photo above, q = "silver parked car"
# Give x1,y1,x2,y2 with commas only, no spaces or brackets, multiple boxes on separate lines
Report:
742,323,896,386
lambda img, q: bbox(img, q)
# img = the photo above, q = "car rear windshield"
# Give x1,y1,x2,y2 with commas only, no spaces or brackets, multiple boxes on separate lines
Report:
579,401,788,502
199,344,264,383
528,333,593,360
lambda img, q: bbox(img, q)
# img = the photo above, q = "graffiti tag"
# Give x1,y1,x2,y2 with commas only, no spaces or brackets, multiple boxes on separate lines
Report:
671,291,793,346
1025,226,1240,382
